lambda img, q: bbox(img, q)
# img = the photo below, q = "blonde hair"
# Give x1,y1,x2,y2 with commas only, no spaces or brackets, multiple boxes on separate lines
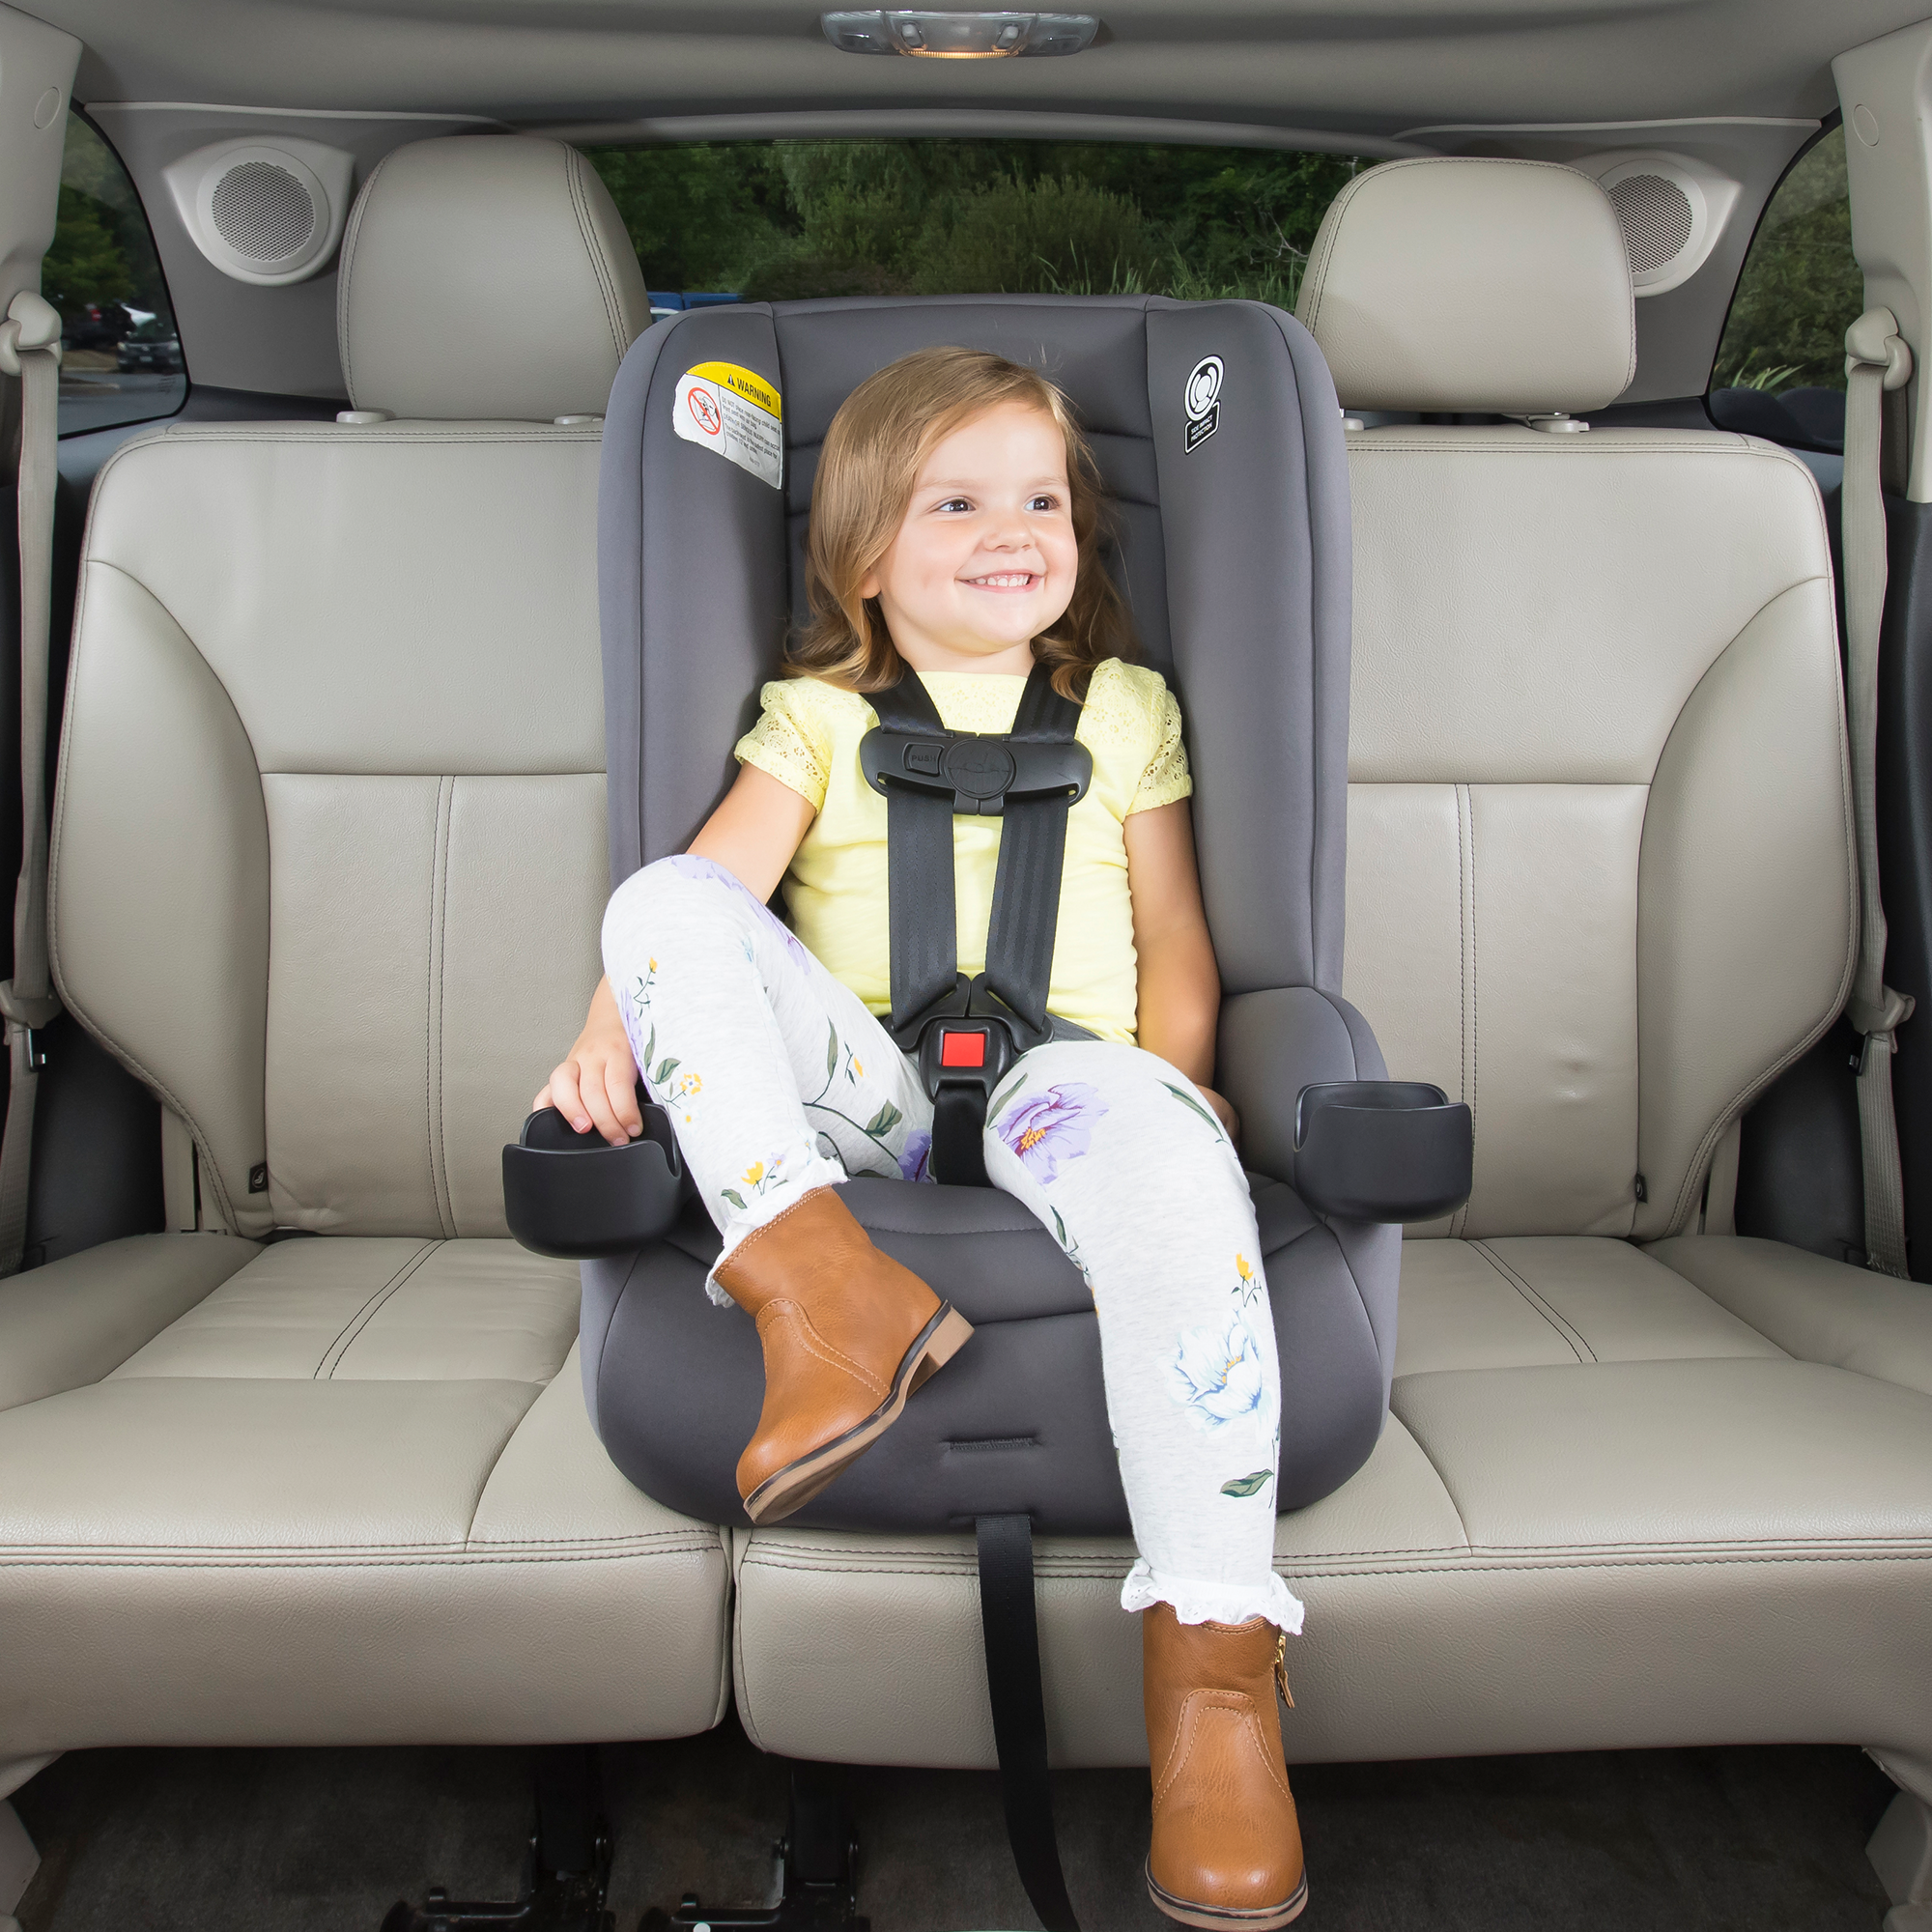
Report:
792,345,1134,700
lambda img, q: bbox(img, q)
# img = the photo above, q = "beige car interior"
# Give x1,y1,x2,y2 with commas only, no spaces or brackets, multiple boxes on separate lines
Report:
0,132,731,1778
4,0,1932,1925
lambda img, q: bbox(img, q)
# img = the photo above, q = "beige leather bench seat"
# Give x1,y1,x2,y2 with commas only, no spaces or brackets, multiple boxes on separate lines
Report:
734,1235,1932,1792
0,136,732,1764
0,1234,728,1753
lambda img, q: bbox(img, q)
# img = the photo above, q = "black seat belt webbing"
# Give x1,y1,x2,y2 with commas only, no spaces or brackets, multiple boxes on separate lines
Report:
868,672,961,1031
983,667,1083,1034
977,1513,1081,1932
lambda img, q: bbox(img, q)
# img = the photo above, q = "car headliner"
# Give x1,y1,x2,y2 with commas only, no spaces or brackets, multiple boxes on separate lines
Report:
23,0,1932,145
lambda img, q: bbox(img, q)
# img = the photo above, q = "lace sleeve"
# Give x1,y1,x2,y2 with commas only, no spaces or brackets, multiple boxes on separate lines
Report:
1128,677,1193,813
735,680,833,810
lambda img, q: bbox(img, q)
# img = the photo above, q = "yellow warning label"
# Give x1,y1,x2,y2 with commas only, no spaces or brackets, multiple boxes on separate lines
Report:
686,360,781,420
673,360,783,488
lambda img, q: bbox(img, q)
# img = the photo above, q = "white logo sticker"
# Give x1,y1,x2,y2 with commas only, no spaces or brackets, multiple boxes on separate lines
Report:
673,359,783,489
1183,355,1223,451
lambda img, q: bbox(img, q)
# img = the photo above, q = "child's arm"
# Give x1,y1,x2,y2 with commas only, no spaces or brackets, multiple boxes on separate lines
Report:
1125,799,1239,1141
538,766,816,1143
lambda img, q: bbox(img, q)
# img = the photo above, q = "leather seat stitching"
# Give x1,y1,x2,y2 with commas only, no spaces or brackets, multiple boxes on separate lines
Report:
426,775,456,1237
1467,1239,1593,1363
732,1545,1932,1582
316,1240,441,1378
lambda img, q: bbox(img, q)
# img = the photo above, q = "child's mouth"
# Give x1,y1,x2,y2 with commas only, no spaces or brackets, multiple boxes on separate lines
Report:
963,571,1039,592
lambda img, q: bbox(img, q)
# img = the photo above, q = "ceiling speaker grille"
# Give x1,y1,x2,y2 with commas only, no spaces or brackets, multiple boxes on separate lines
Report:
209,160,316,262
1607,173,1695,276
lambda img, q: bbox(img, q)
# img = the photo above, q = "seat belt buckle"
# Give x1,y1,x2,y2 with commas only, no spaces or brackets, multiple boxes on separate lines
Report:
917,1018,1014,1102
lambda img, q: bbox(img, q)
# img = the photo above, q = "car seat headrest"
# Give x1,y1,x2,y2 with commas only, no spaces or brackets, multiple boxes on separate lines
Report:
1294,156,1636,415
337,134,650,422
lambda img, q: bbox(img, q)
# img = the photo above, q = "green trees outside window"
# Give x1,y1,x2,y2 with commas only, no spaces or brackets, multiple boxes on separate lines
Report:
585,139,1362,308
46,113,184,436
1712,126,1862,396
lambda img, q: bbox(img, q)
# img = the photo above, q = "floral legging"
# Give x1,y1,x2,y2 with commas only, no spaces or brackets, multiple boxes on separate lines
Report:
603,854,1301,1631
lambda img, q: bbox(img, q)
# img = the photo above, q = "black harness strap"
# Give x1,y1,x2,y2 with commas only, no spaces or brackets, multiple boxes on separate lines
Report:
977,1514,1081,1932
866,660,1087,1042
866,670,963,1034
983,668,1085,1035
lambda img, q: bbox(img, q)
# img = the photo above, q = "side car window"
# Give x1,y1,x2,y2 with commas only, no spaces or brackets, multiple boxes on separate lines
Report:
1708,125,1862,458
49,113,185,437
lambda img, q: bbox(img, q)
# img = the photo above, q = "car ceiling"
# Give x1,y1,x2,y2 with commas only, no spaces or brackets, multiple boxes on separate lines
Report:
23,0,1932,142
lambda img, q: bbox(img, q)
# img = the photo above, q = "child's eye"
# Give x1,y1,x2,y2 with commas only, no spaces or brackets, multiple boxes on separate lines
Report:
1028,494,1061,512
935,497,973,514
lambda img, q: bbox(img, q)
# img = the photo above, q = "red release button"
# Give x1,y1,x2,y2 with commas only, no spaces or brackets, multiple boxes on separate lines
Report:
940,1030,987,1068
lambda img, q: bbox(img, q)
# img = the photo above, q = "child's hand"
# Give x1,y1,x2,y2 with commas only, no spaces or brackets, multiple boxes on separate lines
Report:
536,976,642,1146
1199,1086,1241,1146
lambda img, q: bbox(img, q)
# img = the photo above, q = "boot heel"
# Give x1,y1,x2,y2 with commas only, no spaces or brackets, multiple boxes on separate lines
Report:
909,1304,974,1392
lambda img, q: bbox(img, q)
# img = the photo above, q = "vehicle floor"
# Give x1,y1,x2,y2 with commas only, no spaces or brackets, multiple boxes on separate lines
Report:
12,1716,1898,1931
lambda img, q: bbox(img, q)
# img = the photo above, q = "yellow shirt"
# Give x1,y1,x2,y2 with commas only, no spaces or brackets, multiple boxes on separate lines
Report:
735,658,1192,1044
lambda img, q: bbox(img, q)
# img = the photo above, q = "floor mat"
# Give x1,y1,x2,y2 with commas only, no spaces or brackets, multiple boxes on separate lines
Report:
11,1720,1899,1930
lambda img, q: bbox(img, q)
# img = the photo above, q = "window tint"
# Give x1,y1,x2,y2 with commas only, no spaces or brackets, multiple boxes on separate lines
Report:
49,113,185,438
1708,126,1862,453
583,140,1362,311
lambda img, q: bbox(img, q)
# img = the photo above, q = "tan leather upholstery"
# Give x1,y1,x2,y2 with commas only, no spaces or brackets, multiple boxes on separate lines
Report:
1339,427,1854,1241
3,138,726,1756
1295,157,1636,414
730,155,1932,1812
53,423,610,1239
338,135,650,422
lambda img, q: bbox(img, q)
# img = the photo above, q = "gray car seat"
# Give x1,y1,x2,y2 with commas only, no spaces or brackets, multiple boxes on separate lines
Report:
575,294,1433,1542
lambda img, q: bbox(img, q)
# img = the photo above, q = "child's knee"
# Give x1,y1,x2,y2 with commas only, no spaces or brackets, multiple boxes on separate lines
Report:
602,854,735,963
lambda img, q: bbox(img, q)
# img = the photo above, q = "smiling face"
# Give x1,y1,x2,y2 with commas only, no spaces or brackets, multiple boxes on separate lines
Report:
859,401,1079,677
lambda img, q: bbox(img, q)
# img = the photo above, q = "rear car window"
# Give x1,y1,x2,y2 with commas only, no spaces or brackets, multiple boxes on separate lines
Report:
50,113,185,438
583,139,1363,309
1708,125,1862,455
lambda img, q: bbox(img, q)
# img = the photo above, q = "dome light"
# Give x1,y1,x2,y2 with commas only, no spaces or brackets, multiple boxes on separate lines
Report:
821,12,1099,58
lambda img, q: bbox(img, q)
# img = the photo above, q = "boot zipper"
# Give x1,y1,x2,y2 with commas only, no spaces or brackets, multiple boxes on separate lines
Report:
1273,1631,1294,1708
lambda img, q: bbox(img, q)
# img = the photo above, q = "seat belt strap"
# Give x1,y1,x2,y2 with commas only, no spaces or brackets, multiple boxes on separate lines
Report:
976,1514,1081,1932
982,668,1084,1035
1843,308,1916,1279
0,294,65,1279
867,670,965,1032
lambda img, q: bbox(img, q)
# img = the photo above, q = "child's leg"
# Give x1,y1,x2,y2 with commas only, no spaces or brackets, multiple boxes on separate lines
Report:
602,855,931,1296
984,1039,1308,1926
603,855,962,1526
980,1038,1302,1634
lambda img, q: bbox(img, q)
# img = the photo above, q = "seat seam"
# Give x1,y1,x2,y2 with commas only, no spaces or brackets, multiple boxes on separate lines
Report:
427,775,457,1238
316,1239,442,1378
0,1543,728,1569
731,1543,1932,1579
1467,1239,1594,1363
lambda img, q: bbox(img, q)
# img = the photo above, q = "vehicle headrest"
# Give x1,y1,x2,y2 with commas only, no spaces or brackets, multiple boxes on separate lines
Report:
337,134,650,421
1294,156,1636,415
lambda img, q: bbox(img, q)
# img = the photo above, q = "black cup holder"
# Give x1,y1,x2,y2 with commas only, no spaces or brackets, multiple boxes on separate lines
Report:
1292,1080,1473,1222
501,1089,686,1260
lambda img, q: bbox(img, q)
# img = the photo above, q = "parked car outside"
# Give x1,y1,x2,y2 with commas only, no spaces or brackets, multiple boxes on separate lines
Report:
115,315,182,372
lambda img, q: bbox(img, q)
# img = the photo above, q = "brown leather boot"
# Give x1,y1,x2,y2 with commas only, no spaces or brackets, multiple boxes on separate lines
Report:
713,1186,973,1525
1143,1603,1307,1929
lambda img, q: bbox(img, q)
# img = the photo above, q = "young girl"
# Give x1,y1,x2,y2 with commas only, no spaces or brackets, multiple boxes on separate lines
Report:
542,346,1306,1929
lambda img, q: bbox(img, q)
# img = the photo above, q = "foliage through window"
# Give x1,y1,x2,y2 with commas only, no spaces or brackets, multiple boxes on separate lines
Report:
1709,126,1862,452
584,139,1362,310
48,113,184,437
